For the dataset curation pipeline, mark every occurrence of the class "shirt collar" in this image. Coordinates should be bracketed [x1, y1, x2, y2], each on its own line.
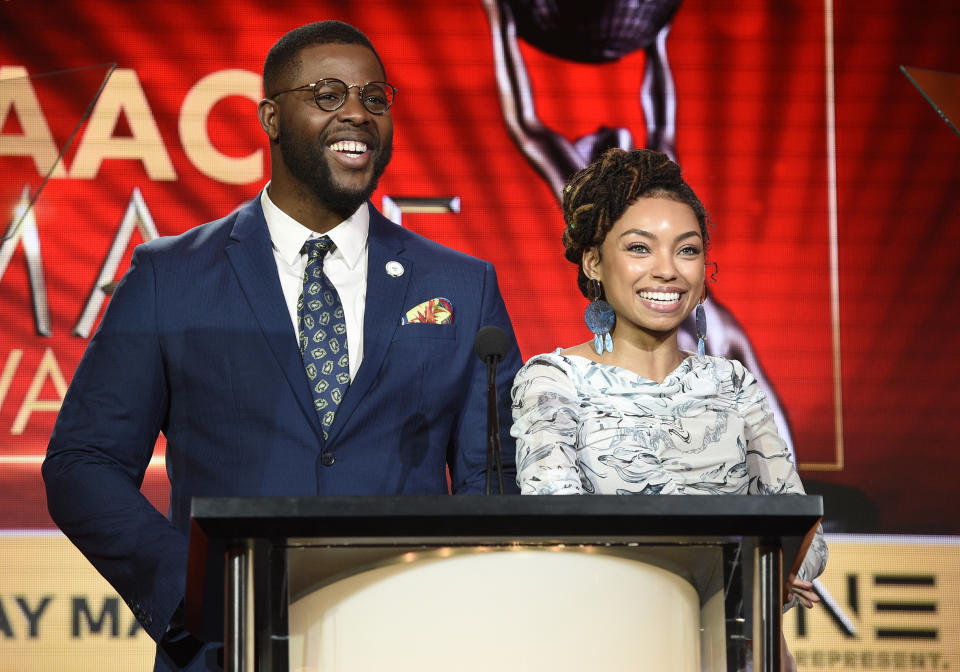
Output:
[260, 183, 369, 268]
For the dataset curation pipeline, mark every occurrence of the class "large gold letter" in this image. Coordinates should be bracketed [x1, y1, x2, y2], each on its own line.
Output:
[11, 347, 67, 435]
[0, 349, 23, 414]
[0, 66, 67, 178]
[69, 68, 176, 180]
[180, 69, 262, 184]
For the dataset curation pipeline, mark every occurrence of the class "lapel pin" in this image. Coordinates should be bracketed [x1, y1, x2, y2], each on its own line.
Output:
[385, 261, 404, 277]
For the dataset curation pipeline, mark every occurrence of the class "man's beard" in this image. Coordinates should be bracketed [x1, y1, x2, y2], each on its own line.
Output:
[278, 130, 393, 217]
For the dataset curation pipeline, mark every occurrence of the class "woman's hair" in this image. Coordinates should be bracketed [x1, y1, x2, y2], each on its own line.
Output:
[562, 148, 709, 298]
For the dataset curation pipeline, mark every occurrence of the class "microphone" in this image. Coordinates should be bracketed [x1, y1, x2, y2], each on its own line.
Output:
[474, 325, 510, 363]
[474, 326, 510, 495]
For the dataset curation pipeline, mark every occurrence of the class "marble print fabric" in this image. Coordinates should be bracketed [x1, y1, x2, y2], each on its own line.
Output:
[511, 350, 828, 583]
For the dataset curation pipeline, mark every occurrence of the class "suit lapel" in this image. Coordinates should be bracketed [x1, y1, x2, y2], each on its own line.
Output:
[225, 197, 322, 438]
[326, 204, 410, 444]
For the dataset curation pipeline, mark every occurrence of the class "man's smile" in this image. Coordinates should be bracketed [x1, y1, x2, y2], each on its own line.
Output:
[328, 139, 368, 156]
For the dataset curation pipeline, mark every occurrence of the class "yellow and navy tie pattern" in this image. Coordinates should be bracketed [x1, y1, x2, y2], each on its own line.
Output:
[298, 236, 349, 439]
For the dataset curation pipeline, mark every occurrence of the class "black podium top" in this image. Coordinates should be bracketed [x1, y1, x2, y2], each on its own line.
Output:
[190, 494, 822, 542]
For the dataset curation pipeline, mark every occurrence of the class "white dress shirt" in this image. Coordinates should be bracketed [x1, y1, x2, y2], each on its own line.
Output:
[260, 185, 368, 381]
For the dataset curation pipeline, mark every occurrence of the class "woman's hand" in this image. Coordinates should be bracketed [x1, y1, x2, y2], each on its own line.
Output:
[787, 576, 820, 609]
[782, 577, 818, 669]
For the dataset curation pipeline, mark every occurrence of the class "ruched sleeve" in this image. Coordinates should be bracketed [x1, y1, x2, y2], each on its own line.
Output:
[738, 363, 828, 586]
[511, 357, 584, 494]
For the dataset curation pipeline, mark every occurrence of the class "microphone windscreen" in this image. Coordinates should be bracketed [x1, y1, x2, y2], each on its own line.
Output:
[474, 325, 510, 362]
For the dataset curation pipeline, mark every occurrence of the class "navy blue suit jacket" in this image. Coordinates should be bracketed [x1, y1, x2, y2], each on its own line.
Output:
[43, 198, 521, 670]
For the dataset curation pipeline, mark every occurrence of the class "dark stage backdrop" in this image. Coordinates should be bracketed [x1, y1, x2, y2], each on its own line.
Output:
[1, 1, 958, 669]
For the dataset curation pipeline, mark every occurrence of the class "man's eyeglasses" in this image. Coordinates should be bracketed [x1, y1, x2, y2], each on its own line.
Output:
[269, 78, 397, 115]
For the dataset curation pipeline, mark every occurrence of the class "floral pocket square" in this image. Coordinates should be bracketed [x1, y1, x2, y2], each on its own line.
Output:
[401, 297, 454, 325]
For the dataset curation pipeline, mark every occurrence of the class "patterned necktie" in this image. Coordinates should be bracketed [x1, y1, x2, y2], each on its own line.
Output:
[298, 236, 350, 439]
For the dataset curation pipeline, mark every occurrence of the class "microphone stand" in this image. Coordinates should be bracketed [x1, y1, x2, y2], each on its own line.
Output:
[484, 354, 505, 495]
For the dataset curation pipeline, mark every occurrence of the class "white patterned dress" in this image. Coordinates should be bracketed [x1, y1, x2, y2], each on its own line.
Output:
[511, 350, 827, 584]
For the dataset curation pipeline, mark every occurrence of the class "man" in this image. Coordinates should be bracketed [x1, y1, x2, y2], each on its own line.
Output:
[43, 20, 521, 671]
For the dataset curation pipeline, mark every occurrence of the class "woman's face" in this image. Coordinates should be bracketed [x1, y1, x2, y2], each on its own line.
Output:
[583, 196, 705, 341]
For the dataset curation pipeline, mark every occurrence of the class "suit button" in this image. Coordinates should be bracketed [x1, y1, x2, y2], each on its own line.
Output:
[321, 453, 335, 466]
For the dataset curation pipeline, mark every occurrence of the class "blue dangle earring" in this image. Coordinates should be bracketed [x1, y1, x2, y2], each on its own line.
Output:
[584, 279, 615, 355]
[695, 286, 707, 357]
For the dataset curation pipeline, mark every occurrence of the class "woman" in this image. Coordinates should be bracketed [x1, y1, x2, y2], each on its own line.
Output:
[511, 148, 826, 666]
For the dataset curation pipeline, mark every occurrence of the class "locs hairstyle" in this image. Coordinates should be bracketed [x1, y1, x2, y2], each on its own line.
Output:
[263, 20, 386, 95]
[561, 148, 710, 298]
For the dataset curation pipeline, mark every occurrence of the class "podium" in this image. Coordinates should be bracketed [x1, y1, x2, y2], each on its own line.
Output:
[187, 495, 821, 672]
